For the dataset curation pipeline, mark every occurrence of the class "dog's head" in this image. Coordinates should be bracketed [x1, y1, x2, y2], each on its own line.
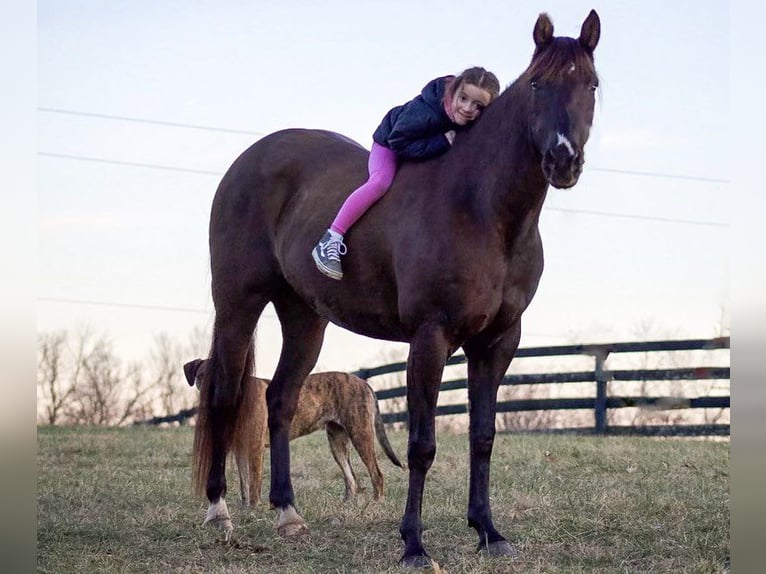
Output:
[183, 358, 207, 390]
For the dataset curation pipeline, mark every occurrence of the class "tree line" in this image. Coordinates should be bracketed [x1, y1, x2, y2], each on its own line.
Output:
[36, 326, 208, 426]
[37, 318, 729, 430]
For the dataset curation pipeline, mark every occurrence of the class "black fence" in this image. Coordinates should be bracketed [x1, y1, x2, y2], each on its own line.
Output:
[140, 337, 729, 437]
[354, 337, 730, 437]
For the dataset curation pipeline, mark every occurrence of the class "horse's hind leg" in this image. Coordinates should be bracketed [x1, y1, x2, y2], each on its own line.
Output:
[268, 291, 329, 536]
[463, 324, 522, 557]
[192, 297, 266, 537]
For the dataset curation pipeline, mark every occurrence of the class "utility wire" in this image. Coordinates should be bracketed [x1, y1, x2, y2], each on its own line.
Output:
[37, 151, 222, 176]
[38, 106, 729, 184]
[38, 106, 265, 137]
[588, 167, 727, 184]
[37, 296, 211, 314]
[37, 150, 729, 228]
[544, 207, 728, 228]
[36, 296, 559, 338]
[38, 296, 281, 320]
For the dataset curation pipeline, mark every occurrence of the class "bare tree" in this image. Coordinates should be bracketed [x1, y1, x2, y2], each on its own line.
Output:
[36, 324, 215, 426]
[185, 324, 212, 360]
[143, 327, 211, 421]
[65, 329, 152, 426]
[120, 362, 155, 424]
[37, 330, 74, 425]
[149, 333, 187, 416]
[495, 382, 583, 432]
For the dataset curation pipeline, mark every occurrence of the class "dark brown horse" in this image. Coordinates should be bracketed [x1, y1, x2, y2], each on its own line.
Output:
[192, 10, 600, 568]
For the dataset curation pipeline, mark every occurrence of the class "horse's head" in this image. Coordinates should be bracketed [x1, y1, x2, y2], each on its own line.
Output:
[525, 10, 600, 189]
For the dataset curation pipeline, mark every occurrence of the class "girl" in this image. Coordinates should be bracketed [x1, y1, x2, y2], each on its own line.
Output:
[312, 66, 501, 280]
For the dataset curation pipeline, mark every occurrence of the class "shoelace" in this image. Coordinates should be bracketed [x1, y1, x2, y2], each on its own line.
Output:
[322, 238, 347, 261]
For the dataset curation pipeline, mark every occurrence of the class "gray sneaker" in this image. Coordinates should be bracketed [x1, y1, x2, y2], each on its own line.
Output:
[312, 230, 347, 280]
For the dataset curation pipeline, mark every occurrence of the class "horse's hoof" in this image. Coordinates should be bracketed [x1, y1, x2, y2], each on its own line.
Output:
[277, 520, 308, 538]
[275, 505, 309, 538]
[399, 555, 441, 572]
[479, 540, 517, 557]
[203, 499, 234, 537]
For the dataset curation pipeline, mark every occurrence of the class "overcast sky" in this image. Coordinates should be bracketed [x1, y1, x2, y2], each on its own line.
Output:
[35, 1, 730, 377]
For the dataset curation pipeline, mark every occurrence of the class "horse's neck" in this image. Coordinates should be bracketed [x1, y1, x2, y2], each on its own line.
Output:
[440, 85, 548, 234]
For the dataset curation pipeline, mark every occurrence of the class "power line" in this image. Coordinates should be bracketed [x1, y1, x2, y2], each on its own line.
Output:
[588, 167, 728, 184]
[39, 107, 729, 184]
[37, 296, 560, 338]
[38, 296, 211, 314]
[36, 153, 729, 228]
[545, 207, 728, 228]
[37, 151, 223, 176]
[38, 106, 265, 137]
[38, 296, 281, 320]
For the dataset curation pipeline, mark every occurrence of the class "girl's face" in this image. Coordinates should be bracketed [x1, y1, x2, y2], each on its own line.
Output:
[449, 83, 493, 125]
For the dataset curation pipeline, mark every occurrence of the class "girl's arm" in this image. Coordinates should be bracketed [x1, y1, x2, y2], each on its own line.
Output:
[385, 101, 451, 160]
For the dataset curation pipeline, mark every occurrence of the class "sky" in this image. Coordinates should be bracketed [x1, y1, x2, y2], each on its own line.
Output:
[34, 0, 731, 378]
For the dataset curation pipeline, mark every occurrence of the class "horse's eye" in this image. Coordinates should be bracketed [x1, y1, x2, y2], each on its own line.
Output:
[590, 83, 598, 92]
[530, 81, 538, 91]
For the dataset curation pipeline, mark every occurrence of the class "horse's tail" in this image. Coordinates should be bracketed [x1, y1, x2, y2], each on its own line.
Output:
[191, 333, 259, 498]
[368, 383, 404, 469]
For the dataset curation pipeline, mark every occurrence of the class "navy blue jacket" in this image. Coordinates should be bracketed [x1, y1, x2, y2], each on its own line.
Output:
[372, 76, 459, 160]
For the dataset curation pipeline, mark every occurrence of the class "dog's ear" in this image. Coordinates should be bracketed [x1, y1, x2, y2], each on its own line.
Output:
[183, 358, 204, 387]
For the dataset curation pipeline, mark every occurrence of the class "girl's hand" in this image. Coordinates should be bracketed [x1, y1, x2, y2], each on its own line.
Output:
[445, 130, 456, 144]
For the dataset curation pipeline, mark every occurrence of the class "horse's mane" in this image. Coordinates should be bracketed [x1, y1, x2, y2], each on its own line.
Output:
[526, 37, 598, 84]
[458, 35, 598, 142]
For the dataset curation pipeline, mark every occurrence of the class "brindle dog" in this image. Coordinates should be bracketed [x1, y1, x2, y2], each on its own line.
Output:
[184, 358, 403, 506]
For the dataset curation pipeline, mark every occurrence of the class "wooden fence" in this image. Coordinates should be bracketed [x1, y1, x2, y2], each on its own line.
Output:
[140, 337, 729, 437]
[354, 336, 730, 437]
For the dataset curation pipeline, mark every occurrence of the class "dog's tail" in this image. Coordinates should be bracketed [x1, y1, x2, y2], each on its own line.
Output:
[367, 383, 404, 469]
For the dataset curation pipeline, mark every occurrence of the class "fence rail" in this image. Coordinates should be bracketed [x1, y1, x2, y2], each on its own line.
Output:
[139, 337, 729, 437]
[356, 336, 730, 437]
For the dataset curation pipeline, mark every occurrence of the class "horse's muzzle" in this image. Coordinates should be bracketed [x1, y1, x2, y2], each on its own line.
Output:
[542, 143, 584, 189]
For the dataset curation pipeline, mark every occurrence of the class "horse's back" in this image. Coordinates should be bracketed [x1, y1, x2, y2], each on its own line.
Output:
[208, 129, 369, 294]
[211, 128, 368, 229]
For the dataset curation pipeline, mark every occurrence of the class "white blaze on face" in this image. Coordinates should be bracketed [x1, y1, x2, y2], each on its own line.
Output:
[556, 132, 575, 156]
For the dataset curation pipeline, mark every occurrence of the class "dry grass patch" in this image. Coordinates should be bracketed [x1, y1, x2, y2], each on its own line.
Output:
[38, 426, 728, 573]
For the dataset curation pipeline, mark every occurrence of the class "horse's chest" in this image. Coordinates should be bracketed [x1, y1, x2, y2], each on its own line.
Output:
[404, 264, 505, 330]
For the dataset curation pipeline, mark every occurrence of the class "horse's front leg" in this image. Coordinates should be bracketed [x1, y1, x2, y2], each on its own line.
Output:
[463, 324, 521, 557]
[399, 325, 450, 569]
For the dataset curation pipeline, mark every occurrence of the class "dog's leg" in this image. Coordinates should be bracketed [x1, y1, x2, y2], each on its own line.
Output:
[348, 413, 386, 500]
[235, 447, 250, 507]
[326, 422, 357, 501]
[249, 410, 267, 506]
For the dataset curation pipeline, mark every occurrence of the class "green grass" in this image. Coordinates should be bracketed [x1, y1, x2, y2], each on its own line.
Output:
[37, 426, 728, 573]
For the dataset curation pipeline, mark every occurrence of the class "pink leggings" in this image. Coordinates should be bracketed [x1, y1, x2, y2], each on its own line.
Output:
[330, 142, 397, 235]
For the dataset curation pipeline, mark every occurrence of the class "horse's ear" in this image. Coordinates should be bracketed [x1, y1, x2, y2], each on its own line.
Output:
[578, 10, 600, 53]
[533, 13, 554, 49]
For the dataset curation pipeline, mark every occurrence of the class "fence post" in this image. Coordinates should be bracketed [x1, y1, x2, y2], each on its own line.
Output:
[594, 350, 609, 434]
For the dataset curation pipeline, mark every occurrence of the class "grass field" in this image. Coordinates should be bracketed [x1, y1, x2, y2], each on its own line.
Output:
[37, 426, 729, 573]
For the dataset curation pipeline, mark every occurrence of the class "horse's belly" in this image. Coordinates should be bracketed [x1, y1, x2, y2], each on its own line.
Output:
[319, 304, 410, 342]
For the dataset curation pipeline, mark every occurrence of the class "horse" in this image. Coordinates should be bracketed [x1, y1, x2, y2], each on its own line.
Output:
[192, 9, 601, 568]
